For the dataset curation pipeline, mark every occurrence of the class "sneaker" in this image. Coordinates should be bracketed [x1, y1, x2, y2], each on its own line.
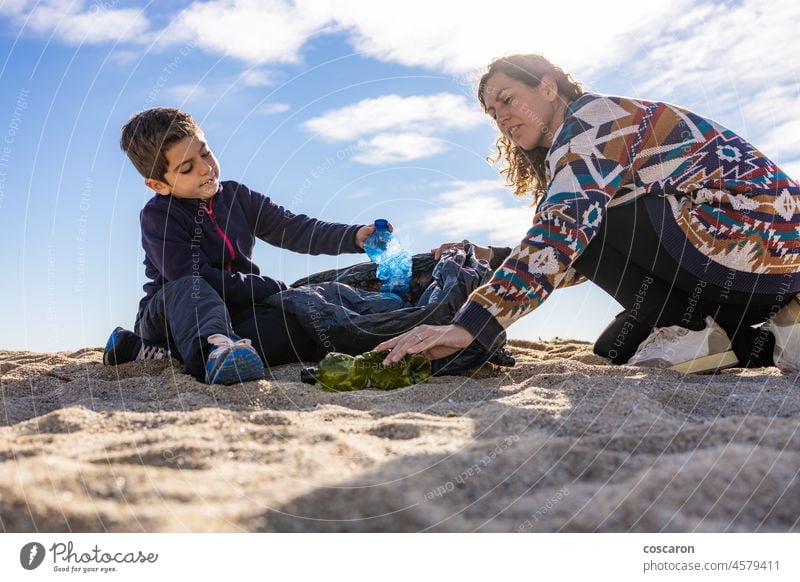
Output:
[762, 295, 800, 373]
[628, 316, 739, 373]
[205, 334, 265, 385]
[103, 327, 170, 366]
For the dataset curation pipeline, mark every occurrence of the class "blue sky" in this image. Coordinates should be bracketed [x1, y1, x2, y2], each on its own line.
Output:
[1, 0, 798, 352]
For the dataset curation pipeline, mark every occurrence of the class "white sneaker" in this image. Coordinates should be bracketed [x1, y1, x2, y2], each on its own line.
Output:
[628, 316, 739, 373]
[762, 295, 800, 373]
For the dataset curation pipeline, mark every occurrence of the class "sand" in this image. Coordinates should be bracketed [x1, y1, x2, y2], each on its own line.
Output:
[1, 340, 798, 532]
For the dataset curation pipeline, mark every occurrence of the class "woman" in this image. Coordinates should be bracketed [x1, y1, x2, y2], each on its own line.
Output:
[377, 54, 800, 374]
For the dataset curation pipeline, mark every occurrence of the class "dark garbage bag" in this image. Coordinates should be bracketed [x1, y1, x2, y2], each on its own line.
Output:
[291, 252, 439, 304]
[274, 245, 515, 375]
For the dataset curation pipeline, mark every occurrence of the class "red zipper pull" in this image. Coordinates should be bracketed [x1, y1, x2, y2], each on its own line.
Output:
[202, 200, 218, 226]
[201, 196, 236, 271]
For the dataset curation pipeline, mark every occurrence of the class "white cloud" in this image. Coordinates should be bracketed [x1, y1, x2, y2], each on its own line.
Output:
[25, 2, 149, 44]
[781, 159, 800, 181]
[134, 0, 698, 84]
[302, 92, 485, 165]
[108, 49, 141, 66]
[6, 1, 800, 97]
[0, 0, 29, 16]
[633, 0, 800, 99]
[422, 180, 534, 245]
[4, 0, 798, 171]
[160, 0, 335, 65]
[258, 102, 291, 115]
[162, 83, 209, 104]
[151, 0, 798, 171]
[329, 0, 694, 77]
[758, 118, 800, 161]
[741, 86, 800, 130]
[238, 69, 275, 87]
[623, 0, 800, 167]
[352, 133, 448, 165]
[302, 93, 484, 141]
[6, 0, 693, 77]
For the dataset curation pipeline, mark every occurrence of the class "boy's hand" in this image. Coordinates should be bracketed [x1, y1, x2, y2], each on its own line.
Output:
[355, 222, 393, 250]
[431, 240, 493, 262]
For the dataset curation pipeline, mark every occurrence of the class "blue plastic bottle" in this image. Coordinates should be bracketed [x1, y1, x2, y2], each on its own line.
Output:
[364, 219, 391, 263]
[364, 219, 412, 295]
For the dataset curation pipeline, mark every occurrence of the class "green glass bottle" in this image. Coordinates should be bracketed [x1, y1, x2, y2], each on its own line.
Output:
[300, 352, 370, 392]
[360, 350, 431, 390]
[300, 350, 431, 392]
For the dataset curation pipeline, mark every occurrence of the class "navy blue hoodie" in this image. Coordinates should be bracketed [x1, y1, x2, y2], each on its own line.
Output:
[138, 180, 363, 316]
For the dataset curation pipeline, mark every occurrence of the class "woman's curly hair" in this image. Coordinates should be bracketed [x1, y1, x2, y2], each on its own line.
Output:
[478, 54, 584, 204]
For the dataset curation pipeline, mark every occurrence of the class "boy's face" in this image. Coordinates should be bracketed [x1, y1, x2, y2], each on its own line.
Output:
[145, 134, 221, 200]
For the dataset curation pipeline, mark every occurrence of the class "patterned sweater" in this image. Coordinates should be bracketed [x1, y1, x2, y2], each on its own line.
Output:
[454, 92, 800, 349]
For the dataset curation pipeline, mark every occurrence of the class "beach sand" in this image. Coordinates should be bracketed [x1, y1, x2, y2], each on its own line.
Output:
[1, 340, 798, 532]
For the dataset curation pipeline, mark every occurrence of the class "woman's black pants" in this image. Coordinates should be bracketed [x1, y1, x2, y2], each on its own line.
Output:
[571, 198, 789, 367]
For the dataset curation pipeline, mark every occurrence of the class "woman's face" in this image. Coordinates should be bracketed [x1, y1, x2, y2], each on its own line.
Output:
[482, 72, 561, 150]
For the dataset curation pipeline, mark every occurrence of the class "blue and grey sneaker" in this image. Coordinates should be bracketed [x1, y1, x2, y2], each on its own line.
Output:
[103, 327, 170, 366]
[204, 334, 265, 385]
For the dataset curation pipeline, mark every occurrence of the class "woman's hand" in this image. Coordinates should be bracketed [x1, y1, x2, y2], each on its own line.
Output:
[431, 240, 493, 263]
[375, 324, 475, 366]
[355, 222, 393, 250]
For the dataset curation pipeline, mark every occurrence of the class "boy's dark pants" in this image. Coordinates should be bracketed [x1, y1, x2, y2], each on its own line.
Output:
[572, 198, 789, 367]
[229, 304, 326, 368]
[136, 276, 322, 380]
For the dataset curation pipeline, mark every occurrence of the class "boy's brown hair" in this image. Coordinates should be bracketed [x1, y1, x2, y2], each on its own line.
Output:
[120, 107, 201, 181]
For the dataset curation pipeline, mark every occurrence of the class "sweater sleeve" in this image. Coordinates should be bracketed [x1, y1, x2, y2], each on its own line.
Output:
[141, 205, 287, 305]
[488, 246, 585, 289]
[453, 150, 629, 349]
[247, 187, 365, 255]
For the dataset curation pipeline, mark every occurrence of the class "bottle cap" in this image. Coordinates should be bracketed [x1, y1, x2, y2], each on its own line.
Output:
[374, 219, 389, 229]
[300, 367, 318, 384]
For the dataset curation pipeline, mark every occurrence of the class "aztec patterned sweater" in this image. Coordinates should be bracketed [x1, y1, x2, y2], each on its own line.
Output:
[453, 92, 800, 349]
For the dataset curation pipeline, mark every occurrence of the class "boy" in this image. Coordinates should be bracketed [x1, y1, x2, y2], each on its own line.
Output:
[104, 107, 376, 384]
